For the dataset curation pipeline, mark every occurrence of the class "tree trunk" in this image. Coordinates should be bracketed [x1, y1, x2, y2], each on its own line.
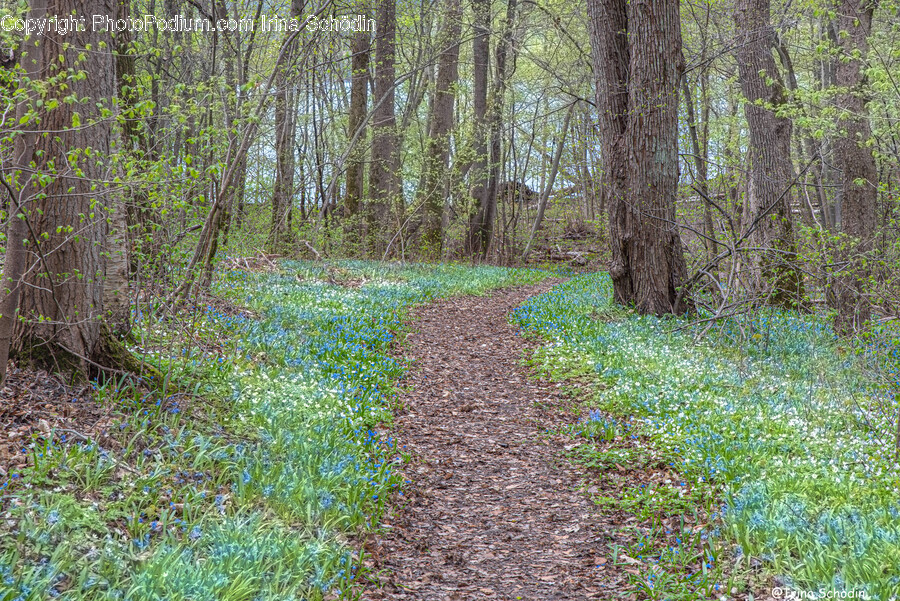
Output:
[104, 199, 132, 340]
[231, 0, 265, 234]
[369, 0, 400, 256]
[0, 0, 46, 385]
[417, 0, 462, 259]
[268, 0, 304, 252]
[478, 0, 519, 259]
[681, 70, 717, 266]
[587, 0, 690, 315]
[465, 0, 491, 257]
[829, 0, 878, 331]
[11, 0, 126, 377]
[522, 102, 575, 262]
[775, 36, 826, 229]
[168, 18, 310, 304]
[114, 0, 156, 277]
[344, 22, 371, 248]
[734, 0, 804, 306]
[215, 0, 240, 249]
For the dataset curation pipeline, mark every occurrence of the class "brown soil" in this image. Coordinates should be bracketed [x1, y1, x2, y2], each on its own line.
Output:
[361, 282, 628, 600]
[0, 365, 115, 480]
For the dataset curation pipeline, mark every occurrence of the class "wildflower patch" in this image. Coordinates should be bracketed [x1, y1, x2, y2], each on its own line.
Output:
[0, 261, 548, 600]
[512, 272, 900, 599]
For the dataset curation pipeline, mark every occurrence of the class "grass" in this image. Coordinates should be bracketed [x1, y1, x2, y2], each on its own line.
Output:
[512, 272, 900, 600]
[0, 261, 549, 601]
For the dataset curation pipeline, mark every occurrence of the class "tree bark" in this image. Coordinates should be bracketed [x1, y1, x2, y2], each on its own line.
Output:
[465, 0, 491, 256]
[230, 0, 266, 234]
[0, 0, 46, 385]
[587, 0, 691, 315]
[344, 21, 371, 247]
[734, 0, 804, 306]
[477, 0, 519, 259]
[417, 0, 462, 259]
[214, 0, 240, 249]
[10, 0, 124, 377]
[369, 0, 400, 256]
[681, 70, 717, 266]
[775, 36, 826, 229]
[829, 0, 878, 331]
[268, 0, 304, 252]
[167, 15, 316, 304]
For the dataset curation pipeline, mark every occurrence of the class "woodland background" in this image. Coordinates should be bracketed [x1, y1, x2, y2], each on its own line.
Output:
[1, 0, 900, 376]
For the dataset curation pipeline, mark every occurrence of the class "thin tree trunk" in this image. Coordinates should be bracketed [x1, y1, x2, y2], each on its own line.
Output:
[681, 74, 716, 264]
[230, 0, 265, 236]
[200, 0, 242, 288]
[417, 0, 462, 259]
[478, 0, 519, 259]
[522, 102, 575, 262]
[217, 0, 241, 248]
[268, 0, 304, 252]
[169, 13, 322, 304]
[822, 21, 842, 230]
[114, 0, 157, 278]
[344, 22, 371, 247]
[775, 36, 825, 229]
[0, 0, 46, 384]
[465, 0, 491, 257]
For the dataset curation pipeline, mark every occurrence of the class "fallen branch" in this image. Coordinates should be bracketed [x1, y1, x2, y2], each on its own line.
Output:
[300, 240, 323, 261]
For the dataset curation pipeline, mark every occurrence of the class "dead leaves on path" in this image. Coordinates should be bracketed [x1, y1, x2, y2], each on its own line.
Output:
[360, 283, 628, 599]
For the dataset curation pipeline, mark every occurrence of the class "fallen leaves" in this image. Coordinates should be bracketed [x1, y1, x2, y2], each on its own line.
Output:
[359, 283, 623, 599]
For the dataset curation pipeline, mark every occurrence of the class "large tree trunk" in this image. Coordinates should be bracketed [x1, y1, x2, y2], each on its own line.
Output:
[734, 0, 803, 306]
[588, 0, 690, 315]
[11, 0, 124, 377]
[829, 0, 878, 331]
[369, 0, 400, 257]
[417, 0, 462, 259]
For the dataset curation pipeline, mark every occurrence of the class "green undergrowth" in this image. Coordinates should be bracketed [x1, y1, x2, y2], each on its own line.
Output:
[0, 261, 549, 601]
[512, 272, 900, 600]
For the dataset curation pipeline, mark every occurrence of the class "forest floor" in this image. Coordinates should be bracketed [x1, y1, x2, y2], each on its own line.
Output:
[362, 282, 635, 599]
[6, 264, 883, 599]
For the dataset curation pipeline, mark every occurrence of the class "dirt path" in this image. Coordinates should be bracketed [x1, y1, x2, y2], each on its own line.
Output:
[362, 283, 624, 600]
